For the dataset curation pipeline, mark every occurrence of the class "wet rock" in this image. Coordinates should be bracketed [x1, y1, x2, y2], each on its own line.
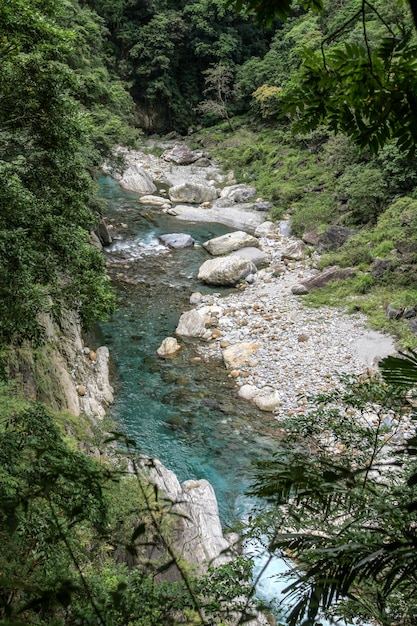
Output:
[169, 182, 217, 204]
[119, 163, 157, 193]
[190, 292, 203, 305]
[139, 195, 171, 206]
[96, 218, 112, 246]
[159, 233, 195, 248]
[156, 337, 182, 358]
[203, 231, 259, 256]
[198, 256, 257, 286]
[317, 225, 357, 253]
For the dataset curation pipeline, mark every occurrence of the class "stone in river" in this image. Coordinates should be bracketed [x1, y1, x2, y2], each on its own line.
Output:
[198, 256, 257, 286]
[159, 233, 195, 248]
[156, 337, 182, 358]
[119, 163, 157, 193]
[175, 310, 207, 338]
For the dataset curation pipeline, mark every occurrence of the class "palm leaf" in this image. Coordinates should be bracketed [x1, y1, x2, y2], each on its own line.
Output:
[379, 349, 417, 388]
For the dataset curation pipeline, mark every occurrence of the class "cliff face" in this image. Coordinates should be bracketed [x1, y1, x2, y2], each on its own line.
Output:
[10, 308, 113, 420]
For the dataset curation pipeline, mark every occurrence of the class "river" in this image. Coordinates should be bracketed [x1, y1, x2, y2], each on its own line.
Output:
[97, 174, 359, 626]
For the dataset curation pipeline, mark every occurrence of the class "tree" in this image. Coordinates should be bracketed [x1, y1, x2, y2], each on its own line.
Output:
[247, 363, 417, 625]
[229, 0, 417, 154]
[197, 64, 237, 129]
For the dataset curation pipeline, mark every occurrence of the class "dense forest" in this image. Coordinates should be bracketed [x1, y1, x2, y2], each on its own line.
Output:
[2, 0, 417, 624]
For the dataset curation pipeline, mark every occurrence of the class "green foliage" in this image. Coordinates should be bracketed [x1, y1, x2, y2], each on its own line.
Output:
[248, 371, 417, 625]
[0, 403, 256, 625]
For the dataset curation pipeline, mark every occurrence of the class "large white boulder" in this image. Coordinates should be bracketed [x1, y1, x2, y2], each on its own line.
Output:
[198, 256, 257, 286]
[175, 309, 207, 338]
[169, 183, 218, 204]
[203, 230, 259, 256]
[220, 183, 257, 203]
[119, 163, 157, 193]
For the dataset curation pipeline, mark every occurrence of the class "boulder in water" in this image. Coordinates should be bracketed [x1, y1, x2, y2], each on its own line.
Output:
[159, 233, 195, 249]
[119, 163, 157, 193]
[175, 310, 207, 338]
[156, 337, 182, 358]
[230, 247, 269, 268]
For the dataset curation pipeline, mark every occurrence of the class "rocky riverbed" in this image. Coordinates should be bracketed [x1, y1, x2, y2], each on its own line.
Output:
[181, 226, 398, 418]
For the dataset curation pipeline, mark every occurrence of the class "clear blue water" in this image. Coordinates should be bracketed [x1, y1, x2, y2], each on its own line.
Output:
[97, 176, 280, 524]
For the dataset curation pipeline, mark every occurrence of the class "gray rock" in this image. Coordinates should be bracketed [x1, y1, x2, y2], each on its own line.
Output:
[317, 225, 357, 253]
[282, 240, 307, 261]
[203, 231, 259, 256]
[169, 182, 218, 204]
[231, 247, 269, 268]
[119, 163, 157, 193]
[253, 201, 273, 212]
[162, 143, 208, 165]
[159, 233, 195, 248]
[254, 221, 275, 237]
[190, 292, 203, 305]
[371, 257, 393, 278]
[220, 183, 257, 203]
[302, 266, 356, 290]
[175, 310, 207, 338]
[198, 256, 257, 286]
[291, 283, 309, 295]
[96, 218, 112, 246]
[386, 303, 403, 320]
[302, 227, 321, 245]
[139, 194, 171, 206]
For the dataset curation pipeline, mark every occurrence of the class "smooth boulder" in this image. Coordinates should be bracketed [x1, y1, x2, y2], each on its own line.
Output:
[220, 184, 256, 203]
[160, 233, 195, 248]
[119, 163, 157, 193]
[198, 256, 257, 286]
[175, 310, 207, 338]
[169, 183, 218, 204]
[156, 337, 182, 358]
[203, 230, 259, 256]
[230, 247, 269, 268]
